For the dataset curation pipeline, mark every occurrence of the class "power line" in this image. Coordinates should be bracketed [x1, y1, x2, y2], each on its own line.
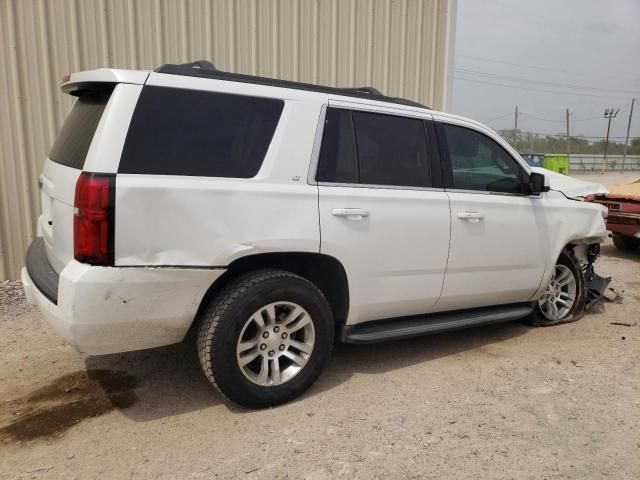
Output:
[521, 111, 629, 123]
[482, 111, 514, 124]
[455, 68, 640, 95]
[572, 114, 615, 123]
[484, 110, 630, 125]
[521, 112, 565, 123]
[454, 76, 631, 100]
[456, 54, 640, 83]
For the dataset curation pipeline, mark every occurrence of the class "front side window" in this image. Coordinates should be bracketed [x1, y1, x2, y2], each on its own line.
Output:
[440, 123, 524, 194]
[119, 86, 284, 177]
[316, 108, 431, 188]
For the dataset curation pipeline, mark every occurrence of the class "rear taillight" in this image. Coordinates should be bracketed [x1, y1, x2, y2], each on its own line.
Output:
[73, 172, 115, 265]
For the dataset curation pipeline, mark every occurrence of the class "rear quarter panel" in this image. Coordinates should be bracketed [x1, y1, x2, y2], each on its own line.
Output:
[114, 76, 325, 266]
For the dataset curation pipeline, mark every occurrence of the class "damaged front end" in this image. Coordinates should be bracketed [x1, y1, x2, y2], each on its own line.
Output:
[576, 243, 612, 311]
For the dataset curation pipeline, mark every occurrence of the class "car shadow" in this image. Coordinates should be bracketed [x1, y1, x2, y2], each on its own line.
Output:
[85, 320, 531, 421]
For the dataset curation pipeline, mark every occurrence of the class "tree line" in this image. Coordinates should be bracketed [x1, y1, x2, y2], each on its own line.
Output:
[497, 129, 640, 156]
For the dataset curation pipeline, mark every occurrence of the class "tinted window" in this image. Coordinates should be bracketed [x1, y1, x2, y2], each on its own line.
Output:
[119, 86, 284, 177]
[353, 111, 430, 187]
[440, 124, 524, 194]
[49, 87, 113, 169]
[316, 109, 357, 183]
[316, 108, 431, 188]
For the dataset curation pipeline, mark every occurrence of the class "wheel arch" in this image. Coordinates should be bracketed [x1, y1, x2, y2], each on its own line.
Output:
[190, 252, 350, 336]
[530, 237, 601, 302]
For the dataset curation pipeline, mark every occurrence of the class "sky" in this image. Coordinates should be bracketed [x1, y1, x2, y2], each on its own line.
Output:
[450, 0, 640, 142]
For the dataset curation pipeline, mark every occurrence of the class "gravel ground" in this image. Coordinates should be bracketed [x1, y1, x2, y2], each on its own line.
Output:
[1, 240, 639, 479]
[0, 280, 27, 316]
[2, 163, 640, 480]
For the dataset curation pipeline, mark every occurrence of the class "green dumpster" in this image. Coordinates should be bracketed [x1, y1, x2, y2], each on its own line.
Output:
[543, 154, 570, 175]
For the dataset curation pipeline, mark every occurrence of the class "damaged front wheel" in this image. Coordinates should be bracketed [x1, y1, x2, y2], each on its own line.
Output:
[526, 249, 586, 327]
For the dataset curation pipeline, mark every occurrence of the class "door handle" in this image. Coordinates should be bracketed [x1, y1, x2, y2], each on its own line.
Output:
[457, 211, 484, 223]
[332, 208, 370, 220]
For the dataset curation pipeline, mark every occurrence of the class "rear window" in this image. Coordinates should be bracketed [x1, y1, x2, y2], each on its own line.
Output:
[49, 87, 113, 169]
[118, 86, 284, 177]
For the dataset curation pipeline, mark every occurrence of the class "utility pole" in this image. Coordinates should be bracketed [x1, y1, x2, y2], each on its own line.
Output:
[622, 98, 635, 171]
[514, 105, 518, 145]
[566, 109, 571, 159]
[603, 107, 620, 173]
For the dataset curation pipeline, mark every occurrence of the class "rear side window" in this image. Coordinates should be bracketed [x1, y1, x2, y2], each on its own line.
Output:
[316, 108, 431, 188]
[352, 111, 430, 188]
[49, 87, 114, 169]
[316, 109, 358, 183]
[119, 86, 284, 177]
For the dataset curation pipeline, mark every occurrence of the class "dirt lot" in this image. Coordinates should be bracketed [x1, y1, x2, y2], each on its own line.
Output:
[1, 175, 640, 478]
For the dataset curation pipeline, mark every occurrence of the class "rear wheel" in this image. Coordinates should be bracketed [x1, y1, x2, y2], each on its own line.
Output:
[196, 269, 334, 408]
[526, 249, 585, 327]
[612, 233, 639, 251]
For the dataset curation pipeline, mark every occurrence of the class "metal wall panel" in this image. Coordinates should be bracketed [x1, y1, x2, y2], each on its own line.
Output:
[0, 0, 454, 279]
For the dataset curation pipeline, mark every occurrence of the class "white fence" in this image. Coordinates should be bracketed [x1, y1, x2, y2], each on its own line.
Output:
[570, 155, 640, 172]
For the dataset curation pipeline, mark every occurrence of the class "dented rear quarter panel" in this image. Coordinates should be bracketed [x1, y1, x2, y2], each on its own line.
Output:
[114, 90, 325, 267]
[114, 177, 320, 266]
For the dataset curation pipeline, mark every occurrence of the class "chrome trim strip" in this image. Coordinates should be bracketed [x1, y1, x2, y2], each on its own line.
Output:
[328, 98, 434, 120]
[317, 181, 445, 192]
[445, 188, 543, 199]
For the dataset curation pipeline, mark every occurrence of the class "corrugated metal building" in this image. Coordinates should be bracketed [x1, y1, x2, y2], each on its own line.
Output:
[0, 0, 456, 280]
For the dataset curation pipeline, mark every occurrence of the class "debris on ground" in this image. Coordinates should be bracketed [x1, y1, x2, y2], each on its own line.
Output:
[603, 288, 623, 303]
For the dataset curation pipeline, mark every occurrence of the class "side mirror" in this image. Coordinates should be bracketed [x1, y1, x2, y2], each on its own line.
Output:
[528, 172, 550, 194]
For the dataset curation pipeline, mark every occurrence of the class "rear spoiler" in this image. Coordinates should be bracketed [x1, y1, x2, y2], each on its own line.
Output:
[61, 68, 150, 96]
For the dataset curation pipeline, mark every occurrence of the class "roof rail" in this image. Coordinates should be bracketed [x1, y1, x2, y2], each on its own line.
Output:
[154, 60, 429, 109]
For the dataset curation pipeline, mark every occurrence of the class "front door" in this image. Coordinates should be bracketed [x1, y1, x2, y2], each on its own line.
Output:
[434, 120, 548, 311]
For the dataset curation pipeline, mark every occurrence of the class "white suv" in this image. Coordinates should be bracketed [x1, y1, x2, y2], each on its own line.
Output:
[23, 61, 608, 408]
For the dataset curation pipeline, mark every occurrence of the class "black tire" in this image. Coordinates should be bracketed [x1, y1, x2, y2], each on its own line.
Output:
[525, 249, 586, 327]
[612, 233, 639, 251]
[196, 269, 334, 408]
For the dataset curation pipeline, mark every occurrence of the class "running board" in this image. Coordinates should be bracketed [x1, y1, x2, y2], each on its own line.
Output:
[341, 303, 534, 344]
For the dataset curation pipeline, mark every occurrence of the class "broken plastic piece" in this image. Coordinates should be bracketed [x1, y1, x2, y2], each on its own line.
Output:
[584, 265, 612, 311]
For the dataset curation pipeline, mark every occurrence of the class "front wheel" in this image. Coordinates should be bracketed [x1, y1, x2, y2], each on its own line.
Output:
[526, 249, 586, 327]
[196, 269, 334, 408]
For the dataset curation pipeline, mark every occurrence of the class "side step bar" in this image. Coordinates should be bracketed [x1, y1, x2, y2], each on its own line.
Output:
[341, 303, 534, 344]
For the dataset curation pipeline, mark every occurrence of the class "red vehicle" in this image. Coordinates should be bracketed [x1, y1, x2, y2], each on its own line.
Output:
[591, 177, 640, 250]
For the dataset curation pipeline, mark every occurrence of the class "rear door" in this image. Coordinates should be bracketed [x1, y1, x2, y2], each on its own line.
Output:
[433, 119, 548, 311]
[317, 103, 451, 326]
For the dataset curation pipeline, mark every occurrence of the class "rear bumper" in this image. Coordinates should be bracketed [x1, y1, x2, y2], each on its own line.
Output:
[22, 238, 225, 355]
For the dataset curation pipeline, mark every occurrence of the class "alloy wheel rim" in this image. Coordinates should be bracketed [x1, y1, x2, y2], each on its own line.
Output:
[236, 302, 315, 386]
[538, 264, 577, 321]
